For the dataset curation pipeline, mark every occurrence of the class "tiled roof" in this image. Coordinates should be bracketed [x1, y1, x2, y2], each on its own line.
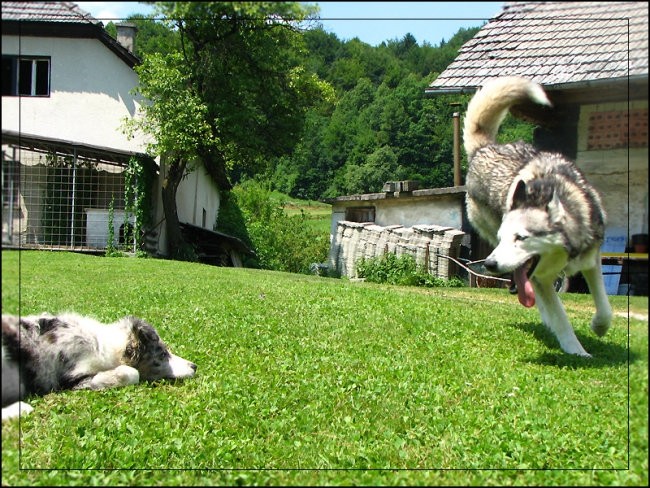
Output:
[427, 1, 648, 92]
[0, 1, 101, 25]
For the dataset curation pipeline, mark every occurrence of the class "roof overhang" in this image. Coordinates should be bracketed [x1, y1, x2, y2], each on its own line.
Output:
[179, 222, 255, 256]
[425, 75, 648, 104]
[2, 129, 156, 169]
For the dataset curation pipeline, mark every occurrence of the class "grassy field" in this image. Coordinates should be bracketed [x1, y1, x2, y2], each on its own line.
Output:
[270, 191, 332, 234]
[1, 250, 648, 486]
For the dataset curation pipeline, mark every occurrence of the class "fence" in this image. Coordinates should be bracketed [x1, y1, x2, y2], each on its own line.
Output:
[2, 145, 134, 251]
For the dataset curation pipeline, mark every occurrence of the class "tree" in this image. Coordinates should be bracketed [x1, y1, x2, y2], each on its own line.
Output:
[105, 15, 181, 59]
[125, 14, 182, 58]
[342, 146, 399, 195]
[124, 2, 332, 259]
[125, 51, 219, 258]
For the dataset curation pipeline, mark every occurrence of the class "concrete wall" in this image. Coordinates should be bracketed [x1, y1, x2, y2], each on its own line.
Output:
[329, 187, 467, 245]
[329, 221, 465, 279]
[374, 193, 464, 229]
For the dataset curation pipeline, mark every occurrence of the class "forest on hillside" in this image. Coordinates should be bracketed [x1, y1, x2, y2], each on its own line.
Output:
[109, 7, 532, 202]
[266, 28, 479, 200]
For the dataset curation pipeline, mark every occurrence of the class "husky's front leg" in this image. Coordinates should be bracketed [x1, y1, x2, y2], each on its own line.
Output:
[533, 279, 591, 357]
[581, 260, 613, 337]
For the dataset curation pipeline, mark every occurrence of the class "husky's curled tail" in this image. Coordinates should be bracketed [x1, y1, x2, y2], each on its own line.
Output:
[463, 77, 551, 158]
[462, 77, 612, 357]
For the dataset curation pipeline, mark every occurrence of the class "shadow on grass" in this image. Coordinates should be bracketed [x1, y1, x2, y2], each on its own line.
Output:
[511, 322, 636, 368]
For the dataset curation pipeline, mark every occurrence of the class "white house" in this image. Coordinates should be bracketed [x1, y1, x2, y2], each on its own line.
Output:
[1, 1, 237, 262]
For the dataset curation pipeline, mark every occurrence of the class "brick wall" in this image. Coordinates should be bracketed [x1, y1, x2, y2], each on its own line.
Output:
[587, 108, 648, 150]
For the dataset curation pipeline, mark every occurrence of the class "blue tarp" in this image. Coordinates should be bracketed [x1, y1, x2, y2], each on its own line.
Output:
[601, 230, 626, 295]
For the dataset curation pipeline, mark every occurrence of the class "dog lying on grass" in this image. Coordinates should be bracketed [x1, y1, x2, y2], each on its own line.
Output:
[2, 313, 197, 421]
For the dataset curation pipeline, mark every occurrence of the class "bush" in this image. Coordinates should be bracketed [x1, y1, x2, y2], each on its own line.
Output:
[356, 253, 465, 288]
[219, 180, 330, 274]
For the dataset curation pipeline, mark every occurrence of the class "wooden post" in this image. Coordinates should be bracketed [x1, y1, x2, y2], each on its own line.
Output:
[451, 107, 461, 187]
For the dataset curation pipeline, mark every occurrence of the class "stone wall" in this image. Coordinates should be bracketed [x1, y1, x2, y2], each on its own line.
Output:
[329, 221, 465, 279]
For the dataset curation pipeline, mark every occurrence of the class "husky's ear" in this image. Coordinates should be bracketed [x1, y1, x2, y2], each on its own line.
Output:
[547, 189, 566, 225]
[509, 179, 528, 210]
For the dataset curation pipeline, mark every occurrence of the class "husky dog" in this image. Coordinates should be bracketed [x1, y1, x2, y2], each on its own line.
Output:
[463, 76, 612, 357]
[2, 313, 197, 421]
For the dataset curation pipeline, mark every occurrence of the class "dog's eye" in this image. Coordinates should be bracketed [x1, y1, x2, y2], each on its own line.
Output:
[515, 234, 528, 242]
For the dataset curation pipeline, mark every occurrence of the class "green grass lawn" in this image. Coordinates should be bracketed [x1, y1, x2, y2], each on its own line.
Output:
[2, 250, 648, 486]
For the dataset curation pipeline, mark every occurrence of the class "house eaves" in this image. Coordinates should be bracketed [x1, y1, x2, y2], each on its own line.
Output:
[2, 129, 155, 169]
[1, 1, 140, 68]
[426, 1, 649, 96]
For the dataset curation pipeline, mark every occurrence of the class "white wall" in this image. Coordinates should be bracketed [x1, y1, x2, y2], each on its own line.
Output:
[374, 195, 464, 229]
[576, 100, 649, 241]
[2, 35, 149, 153]
[152, 157, 221, 256]
[176, 166, 221, 228]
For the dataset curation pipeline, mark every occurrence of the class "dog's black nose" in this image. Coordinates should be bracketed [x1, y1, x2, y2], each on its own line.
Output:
[190, 362, 197, 371]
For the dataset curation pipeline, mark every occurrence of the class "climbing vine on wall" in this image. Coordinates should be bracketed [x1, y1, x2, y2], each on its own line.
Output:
[123, 156, 155, 254]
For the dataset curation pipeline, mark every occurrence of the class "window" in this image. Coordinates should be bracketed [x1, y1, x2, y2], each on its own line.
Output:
[346, 206, 375, 223]
[2, 56, 50, 96]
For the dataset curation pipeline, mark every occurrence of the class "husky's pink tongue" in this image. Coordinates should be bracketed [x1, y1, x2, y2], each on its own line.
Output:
[514, 264, 535, 308]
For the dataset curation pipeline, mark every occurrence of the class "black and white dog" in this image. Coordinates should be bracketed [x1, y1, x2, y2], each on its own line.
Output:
[2, 313, 197, 421]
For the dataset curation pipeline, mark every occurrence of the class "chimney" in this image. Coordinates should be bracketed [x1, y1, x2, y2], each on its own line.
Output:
[116, 22, 137, 53]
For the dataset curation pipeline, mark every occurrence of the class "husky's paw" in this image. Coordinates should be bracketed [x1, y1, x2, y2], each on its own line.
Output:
[591, 307, 612, 337]
[560, 341, 591, 358]
[591, 316, 611, 337]
[573, 349, 592, 358]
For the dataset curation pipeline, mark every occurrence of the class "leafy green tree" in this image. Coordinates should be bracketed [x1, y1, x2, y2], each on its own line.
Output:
[105, 21, 117, 39]
[341, 146, 399, 195]
[126, 14, 182, 58]
[261, 22, 536, 203]
[267, 25, 493, 200]
[124, 2, 332, 259]
[125, 51, 218, 259]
